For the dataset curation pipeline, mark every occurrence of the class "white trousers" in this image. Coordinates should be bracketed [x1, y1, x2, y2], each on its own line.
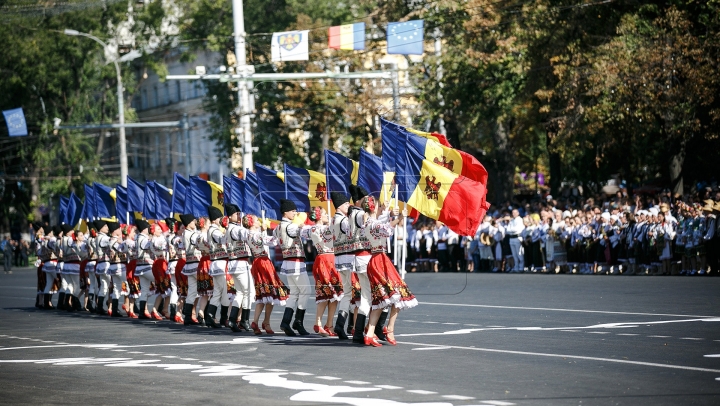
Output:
[169, 280, 178, 305]
[356, 272, 371, 316]
[284, 272, 311, 310]
[186, 273, 198, 304]
[210, 274, 230, 307]
[60, 274, 69, 294]
[138, 273, 156, 303]
[510, 238, 524, 271]
[88, 271, 97, 296]
[111, 272, 127, 300]
[98, 274, 111, 298]
[231, 271, 253, 308]
[336, 269, 352, 314]
[65, 274, 80, 296]
[43, 271, 57, 294]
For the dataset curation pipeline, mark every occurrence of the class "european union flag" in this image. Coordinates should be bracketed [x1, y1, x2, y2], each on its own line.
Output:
[387, 19, 424, 55]
[2, 108, 28, 137]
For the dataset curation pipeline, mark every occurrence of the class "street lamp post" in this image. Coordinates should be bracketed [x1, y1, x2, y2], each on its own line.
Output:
[64, 29, 128, 187]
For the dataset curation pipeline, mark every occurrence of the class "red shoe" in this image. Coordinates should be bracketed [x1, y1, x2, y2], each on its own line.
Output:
[386, 330, 397, 346]
[122, 304, 129, 313]
[191, 316, 199, 324]
[262, 323, 275, 335]
[324, 326, 336, 337]
[142, 311, 152, 319]
[128, 311, 139, 319]
[173, 314, 184, 323]
[364, 336, 382, 347]
[314, 325, 330, 337]
[107, 308, 112, 317]
[351, 328, 355, 335]
[151, 310, 164, 320]
[250, 322, 262, 335]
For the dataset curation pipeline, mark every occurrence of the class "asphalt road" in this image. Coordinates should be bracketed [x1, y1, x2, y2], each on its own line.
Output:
[1, 268, 719, 406]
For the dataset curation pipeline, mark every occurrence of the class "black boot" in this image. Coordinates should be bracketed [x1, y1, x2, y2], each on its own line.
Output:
[183, 303, 198, 326]
[239, 308, 252, 331]
[333, 311, 350, 340]
[346, 311, 355, 335]
[35, 294, 42, 309]
[95, 296, 105, 314]
[205, 304, 220, 328]
[352, 314, 367, 344]
[43, 294, 54, 310]
[73, 295, 82, 311]
[280, 308, 296, 336]
[219, 305, 229, 328]
[66, 295, 76, 312]
[86, 294, 95, 312]
[138, 301, 150, 319]
[374, 310, 389, 341]
[169, 304, 177, 320]
[111, 299, 122, 317]
[292, 308, 310, 336]
[57, 292, 66, 310]
[228, 306, 241, 332]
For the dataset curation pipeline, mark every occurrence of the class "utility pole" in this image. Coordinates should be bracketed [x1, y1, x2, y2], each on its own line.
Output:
[232, 0, 254, 175]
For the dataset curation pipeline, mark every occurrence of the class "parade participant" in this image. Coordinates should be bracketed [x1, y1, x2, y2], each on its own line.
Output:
[60, 224, 82, 311]
[33, 224, 46, 308]
[84, 222, 98, 312]
[225, 204, 253, 332]
[330, 191, 356, 340]
[37, 226, 55, 309]
[172, 220, 188, 323]
[149, 221, 172, 320]
[134, 219, 155, 319]
[76, 230, 91, 310]
[164, 218, 183, 323]
[54, 226, 68, 310]
[205, 206, 230, 328]
[361, 197, 418, 347]
[305, 206, 343, 336]
[506, 209, 525, 273]
[108, 223, 127, 317]
[246, 213, 289, 334]
[93, 220, 110, 314]
[275, 199, 312, 336]
[124, 225, 140, 319]
[195, 216, 214, 326]
[180, 214, 202, 326]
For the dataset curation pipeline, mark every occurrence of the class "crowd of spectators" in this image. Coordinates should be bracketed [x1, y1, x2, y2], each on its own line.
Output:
[2, 237, 32, 274]
[403, 184, 720, 276]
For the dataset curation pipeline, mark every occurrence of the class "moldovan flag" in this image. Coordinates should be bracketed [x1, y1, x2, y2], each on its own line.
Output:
[59, 196, 69, 225]
[93, 182, 117, 221]
[255, 164, 286, 220]
[144, 181, 159, 220]
[324, 150, 358, 200]
[127, 176, 146, 214]
[399, 141, 489, 236]
[171, 172, 189, 217]
[154, 182, 173, 220]
[271, 30, 310, 62]
[115, 185, 133, 225]
[223, 175, 245, 215]
[66, 193, 83, 228]
[187, 176, 224, 218]
[284, 164, 329, 213]
[406, 127, 452, 148]
[83, 184, 97, 220]
[358, 149, 385, 200]
[328, 23, 364, 50]
[244, 171, 263, 217]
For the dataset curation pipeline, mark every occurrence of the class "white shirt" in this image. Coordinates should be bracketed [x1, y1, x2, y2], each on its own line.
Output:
[506, 217, 525, 237]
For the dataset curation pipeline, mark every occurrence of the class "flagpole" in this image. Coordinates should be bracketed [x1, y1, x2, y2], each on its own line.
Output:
[324, 149, 332, 223]
[393, 184, 399, 265]
[401, 211, 407, 280]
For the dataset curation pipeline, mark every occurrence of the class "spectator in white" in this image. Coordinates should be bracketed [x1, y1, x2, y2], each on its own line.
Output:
[446, 228, 461, 272]
[506, 209, 525, 272]
[436, 223, 449, 272]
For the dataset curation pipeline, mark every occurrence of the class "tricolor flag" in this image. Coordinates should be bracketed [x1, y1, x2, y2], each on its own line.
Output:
[328, 22, 365, 50]
[154, 182, 173, 220]
[59, 196, 69, 225]
[255, 164, 286, 220]
[271, 30, 310, 62]
[224, 175, 245, 214]
[324, 150, 358, 199]
[398, 141, 489, 236]
[83, 184, 97, 220]
[127, 176, 145, 214]
[144, 181, 158, 220]
[284, 163, 329, 213]
[115, 185, 133, 225]
[93, 182, 116, 220]
[358, 149, 384, 200]
[66, 193, 83, 227]
[186, 176, 224, 218]
[244, 171, 262, 217]
[406, 127, 452, 148]
[171, 173, 189, 216]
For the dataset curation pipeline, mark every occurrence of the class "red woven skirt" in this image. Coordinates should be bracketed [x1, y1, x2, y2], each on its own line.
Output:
[368, 253, 418, 310]
[197, 255, 213, 297]
[79, 259, 89, 290]
[175, 258, 188, 298]
[152, 258, 172, 296]
[251, 256, 289, 305]
[312, 254, 343, 303]
[126, 260, 141, 299]
[350, 271, 361, 309]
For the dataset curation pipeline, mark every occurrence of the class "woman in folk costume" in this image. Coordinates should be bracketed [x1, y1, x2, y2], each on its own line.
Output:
[180, 214, 203, 326]
[225, 203, 254, 332]
[93, 221, 111, 314]
[245, 213, 290, 335]
[149, 221, 172, 320]
[83, 222, 98, 312]
[60, 224, 83, 311]
[108, 223, 128, 317]
[133, 220, 156, 319]
[360, 196, 418, 347]
[124, 224, 140, 319]
[195, 216, 214, 326]
[304, 206, 343, 337]
[164, 218, 184, 323]
[35, 225, 52, 309]
[172, 220, 188, 323]
[204, 206, 230, 329]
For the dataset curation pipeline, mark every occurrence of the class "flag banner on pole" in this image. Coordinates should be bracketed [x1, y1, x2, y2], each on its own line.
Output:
[83, 184, 97, 220]
[188, 176, 224, 218]
[324, 150, 359, 199]
[399, 140, 489, 236]
[127, 176, 145, 214]
[155, 182, 172, 220]
[66, 193, 83, 227]
[387, 19, 424, 55]
[223, 176, 233, 214]
[358, 149, 385, 200]
[93, 182, 117, 220]
[328, 22, 365, 50]
[255, 164, 285, 220]
[144, 181, 158, 220]
[229, 176, 245, 213]
[2, 107, 28, 137]
[244, 171, 262, 217]
[403, 127, 488, 185]
[284, 163, 328, 213]
[115, 185, 133, 225]
[271, 30, 310, 62]
[406, 127, 452, 148]
[380, 117, 403, 173]
[59, 196, 69, 225]
[171, 172, 189, 215]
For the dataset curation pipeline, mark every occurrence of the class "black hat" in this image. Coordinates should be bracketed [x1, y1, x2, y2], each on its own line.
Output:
[87, 221, 97, 231]
[164, 217, 177, 229]
[135, 219, 150, 233]
[356, 185, 369, 201]
[180, 213, 195, 227]
[94, 220, 107, 231]
[349, 184, 359, 203]
[331, 191, 349, 209]
[42, 225, 52, 235]
[208, 206, 223, 222]
[107, 222, 121, 233]
[279, 199, 296, 214]
[52, 225, 62, 236]
[61, 224, 74, 234]
[225, 204, 241, 216]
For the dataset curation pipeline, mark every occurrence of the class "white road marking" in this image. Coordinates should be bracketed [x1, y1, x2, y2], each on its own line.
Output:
[144, 353, 160, 356]
[407, 389, 437, 395]
[199, 360, 217, 363]
[111, 349, 127, 352]
[375, 385, 403, 389]
[704, 354, 720, 358]
[399, 341, 720, 373]
[479, 401, 516, 406]
[464, 324, 481, 327]
[128, 352, 143, 354]
[487, 326, 505, 328]
[422, 321, 440, 324]
[680, 338, 704, 341]
[266, 368, 287, 372]
[560, 330, 580, 332]
[422, 302, 719, 318]
[588, 332, 610, 334]
[344, 380, 371, 384]
[162, 356, 177, 358]
[412, 346, 452, 351]
[316, 376, 342, 380]
[617, 334, 639, 336]
[290, 372, 313, 376]
[181, 358, 198, 361]
[442, 323, 460, 325]
[649, 335, 671, 338]
[442, 395, 475, 400]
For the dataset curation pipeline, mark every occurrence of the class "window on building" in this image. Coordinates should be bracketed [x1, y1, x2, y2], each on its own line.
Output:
[153, 86, 159, 108]
[164, 83, 170, 105]
[167, 133, 172, 165]
[178, 132, 184, 164]
[176, 81, 182, 102]
[153, 135, 160, 168]
[193, 81, 200, 98]
[141, 89, 148, 110]
[132, 142, 139, 168]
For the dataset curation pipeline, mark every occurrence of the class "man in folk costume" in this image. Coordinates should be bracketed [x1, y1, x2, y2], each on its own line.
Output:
[55, 226, 68, 310]
[60, 224, 82, 311]
[38, 225, 58, 309]
[84, 222, 99, 312]
[225, 203, 254, 332]
[149, 221, 172, 320]
[164, 218, 184, 323]
[93, 221, 113, 314]
[205, 206, 230, 328]
[134, 219, 156, 319]
[108, 223, 127, 317]
[276, 199, 311, 336]
[33, 223, 46, 308]
[180, 213, 202, 326]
